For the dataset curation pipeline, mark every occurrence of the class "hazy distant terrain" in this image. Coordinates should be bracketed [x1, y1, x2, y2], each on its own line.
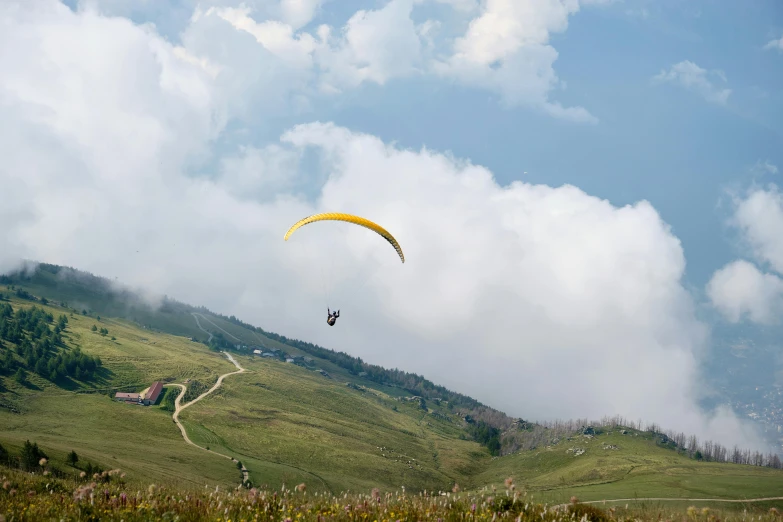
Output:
[701, 322, 783, 453]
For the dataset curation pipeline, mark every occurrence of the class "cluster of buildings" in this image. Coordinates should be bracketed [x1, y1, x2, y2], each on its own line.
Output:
[242, 345, 314, 366]
[114, 380, 164, 406]
[731, 385, 783, 452]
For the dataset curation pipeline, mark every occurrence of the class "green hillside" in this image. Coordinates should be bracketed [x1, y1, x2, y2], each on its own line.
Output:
[1, 262, 782, 506]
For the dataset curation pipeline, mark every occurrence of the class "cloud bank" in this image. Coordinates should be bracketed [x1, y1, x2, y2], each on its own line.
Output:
[82, 0, 600, 121]
[0, 0, 770, 451]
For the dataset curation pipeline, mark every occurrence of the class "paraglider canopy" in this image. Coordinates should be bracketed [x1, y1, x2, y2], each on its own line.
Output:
[283, 212, 405, 263]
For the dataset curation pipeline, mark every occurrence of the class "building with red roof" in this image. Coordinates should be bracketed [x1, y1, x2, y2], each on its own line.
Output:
[143, 381, 164, 405]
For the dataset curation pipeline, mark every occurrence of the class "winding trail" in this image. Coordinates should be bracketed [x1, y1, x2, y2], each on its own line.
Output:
[171, 351, 249, 484]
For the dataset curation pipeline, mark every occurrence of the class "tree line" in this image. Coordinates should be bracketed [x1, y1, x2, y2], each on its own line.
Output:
[0, 440, 109, 480]
[0, 303, 102, 384]
[526, 415, 783, 469]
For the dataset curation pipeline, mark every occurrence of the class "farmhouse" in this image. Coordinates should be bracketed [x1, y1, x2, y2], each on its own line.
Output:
[143, 381, 164, 406]
[115, 392, 141, 404]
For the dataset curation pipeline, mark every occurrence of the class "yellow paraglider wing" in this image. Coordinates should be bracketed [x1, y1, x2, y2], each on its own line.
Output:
[284, 212, 405, 263]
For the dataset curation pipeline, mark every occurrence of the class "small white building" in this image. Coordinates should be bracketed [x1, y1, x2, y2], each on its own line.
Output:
[253, 349, 262, 355]
[286, 358, 295, 363]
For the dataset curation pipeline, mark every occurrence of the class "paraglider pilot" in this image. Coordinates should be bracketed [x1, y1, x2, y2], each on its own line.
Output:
[327, 308, 340, 326]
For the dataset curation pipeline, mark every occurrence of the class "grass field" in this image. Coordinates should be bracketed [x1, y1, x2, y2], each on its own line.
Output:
[2, 273, 783, 505]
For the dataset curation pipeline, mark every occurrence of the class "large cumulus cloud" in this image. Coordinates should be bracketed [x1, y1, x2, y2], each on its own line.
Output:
[0, 0, 769, 451]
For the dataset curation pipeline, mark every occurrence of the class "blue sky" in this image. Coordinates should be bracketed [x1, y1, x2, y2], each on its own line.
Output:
[3, 0, 783, 449]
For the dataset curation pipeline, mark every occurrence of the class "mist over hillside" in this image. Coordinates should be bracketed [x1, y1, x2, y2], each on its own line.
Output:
[1, 260, 780, 465]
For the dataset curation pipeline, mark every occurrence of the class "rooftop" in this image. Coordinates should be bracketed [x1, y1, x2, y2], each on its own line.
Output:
[145, 381, 164, 403]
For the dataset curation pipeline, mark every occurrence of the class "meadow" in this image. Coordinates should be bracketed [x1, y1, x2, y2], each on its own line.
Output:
[1, 466, 782, 522]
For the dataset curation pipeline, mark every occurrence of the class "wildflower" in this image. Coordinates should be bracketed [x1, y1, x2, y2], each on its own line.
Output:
[372, 488, 381, 501]
[452, 483, 460, 493]
[296, 483, 306, 492]
[687, 506, 698, 518]
[770, 508, 780, 516]
[39, 458, 48, 466]
[80, 471, 86, 478]
[570, 496, 579, 505]
[43, 470, 50, 476]
[2, 481, 9, 490]
[73, 485, 94, 501]
[505, 477, 514, 488]
[702, 508, 710, 516]
[148, 484, 157, 495]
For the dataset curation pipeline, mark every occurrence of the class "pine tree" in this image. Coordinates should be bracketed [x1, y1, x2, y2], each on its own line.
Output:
[67, 450, 79, 467]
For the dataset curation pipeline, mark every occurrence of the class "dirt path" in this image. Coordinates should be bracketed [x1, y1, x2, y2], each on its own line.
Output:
[191, 313, 214, 343]
[170, 351, 249, 484]
[191, 312, 242, 342]
[553, 497, 783, 509]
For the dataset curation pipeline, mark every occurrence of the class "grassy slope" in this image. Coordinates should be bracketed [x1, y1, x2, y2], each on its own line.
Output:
[0, 293, 240, 489]
[178, 354, 484, 493]
[2, 273, 783, 502]
[478, 430, 783, 505]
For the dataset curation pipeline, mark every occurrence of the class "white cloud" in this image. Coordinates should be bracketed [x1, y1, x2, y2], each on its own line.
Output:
[433, 0, 598, 122]
[279, 0, 324, 30]
[763, 35, 783, 52]
[209, 5, 319, 69]
[316, 0, 424, 90]
[0, 0, 770, 453]
[653, 60, 732, 105]
[203, 0, 424, 93]
[706, 260, 783, 324]
[731, 184, 783, 275]
[707, 183, 783, 326]
[76, 0, 602, 122]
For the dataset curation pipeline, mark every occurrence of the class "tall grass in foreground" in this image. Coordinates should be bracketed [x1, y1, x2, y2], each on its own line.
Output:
[1, 469, 782, 522]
